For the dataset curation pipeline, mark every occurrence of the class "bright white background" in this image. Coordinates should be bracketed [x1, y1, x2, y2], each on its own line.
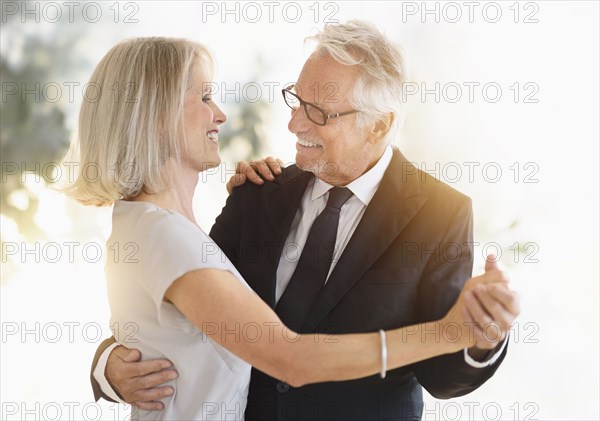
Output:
[1, 1, 598, 420]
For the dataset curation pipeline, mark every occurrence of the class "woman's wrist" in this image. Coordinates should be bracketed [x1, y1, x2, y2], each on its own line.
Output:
[437, 316, 473, 353]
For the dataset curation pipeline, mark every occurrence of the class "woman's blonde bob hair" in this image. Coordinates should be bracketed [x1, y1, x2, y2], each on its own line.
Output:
[63, 37, 214, 206]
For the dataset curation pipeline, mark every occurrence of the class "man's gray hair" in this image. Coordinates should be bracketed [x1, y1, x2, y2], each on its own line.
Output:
[306, 20, 407, 144]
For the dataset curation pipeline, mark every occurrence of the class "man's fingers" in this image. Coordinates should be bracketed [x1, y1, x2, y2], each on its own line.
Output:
[473, 285, 505, 316]
[132, 400, 165, 411]
[119, 367, 176, 404]
[127, 359, 173, 378]
[459, 275, 515, 347]
[132, 369, 178, 390]
[473, 287, 513, 332]
[106, 346, 175, 408]
[469, 285, 517, 347]
[486, 283, 521, 315]
[464, 268, 508, 293]
[482, 268, 510, 285]
[465, 302, 501, 349]
[464, 286, 494, 327]
[130, 384, 175, 403]
[484, 254, 499, 272]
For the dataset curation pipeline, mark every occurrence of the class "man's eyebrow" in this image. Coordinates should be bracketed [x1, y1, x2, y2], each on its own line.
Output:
[301, 94, 327, 109]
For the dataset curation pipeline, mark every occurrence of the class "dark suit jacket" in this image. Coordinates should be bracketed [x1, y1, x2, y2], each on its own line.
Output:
[209, 148, 506, 420]
[91, 148, 507, 420]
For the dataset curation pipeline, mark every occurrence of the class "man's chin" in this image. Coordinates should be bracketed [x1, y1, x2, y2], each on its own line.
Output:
[295, 157, 315, 173]
[296, 159, 326, 178]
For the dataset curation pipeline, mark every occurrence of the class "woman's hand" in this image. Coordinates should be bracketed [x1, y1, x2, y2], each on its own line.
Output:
[226, 157, 285, 194]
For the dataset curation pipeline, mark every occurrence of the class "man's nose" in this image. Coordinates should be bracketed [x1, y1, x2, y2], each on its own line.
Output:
[288, 107, 311, 134]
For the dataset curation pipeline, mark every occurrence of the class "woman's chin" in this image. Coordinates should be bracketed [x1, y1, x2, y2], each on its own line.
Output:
[199, 158, 221, 172]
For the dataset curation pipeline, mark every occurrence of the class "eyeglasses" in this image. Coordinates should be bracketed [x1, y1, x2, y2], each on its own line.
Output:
[281, 85, 359, 126]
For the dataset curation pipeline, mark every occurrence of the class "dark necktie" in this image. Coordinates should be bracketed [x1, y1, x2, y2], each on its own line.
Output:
[275, 187, 353, 332]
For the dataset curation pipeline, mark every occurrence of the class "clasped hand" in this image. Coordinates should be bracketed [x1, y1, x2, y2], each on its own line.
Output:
[442, 256, 520, 352]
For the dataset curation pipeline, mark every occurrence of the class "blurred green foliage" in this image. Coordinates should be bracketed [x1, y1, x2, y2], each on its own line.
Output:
[1, 9, 79, 239]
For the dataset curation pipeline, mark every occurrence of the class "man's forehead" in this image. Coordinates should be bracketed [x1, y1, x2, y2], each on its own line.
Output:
[294, 55, 358, 105]
[297, 54, 358, 84]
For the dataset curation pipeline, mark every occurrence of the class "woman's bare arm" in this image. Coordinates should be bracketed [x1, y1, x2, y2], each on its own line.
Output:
[165, 268, 492, 387]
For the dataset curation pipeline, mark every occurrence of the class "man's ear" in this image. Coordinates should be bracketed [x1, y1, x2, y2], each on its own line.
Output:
[367, 112, 394, 144]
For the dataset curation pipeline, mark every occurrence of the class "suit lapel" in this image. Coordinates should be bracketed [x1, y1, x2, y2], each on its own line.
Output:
[259, 166, 312, 306]
[302, 149, 428, 331]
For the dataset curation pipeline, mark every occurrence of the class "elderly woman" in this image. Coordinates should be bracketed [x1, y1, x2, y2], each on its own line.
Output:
[65, 37, 498, 420]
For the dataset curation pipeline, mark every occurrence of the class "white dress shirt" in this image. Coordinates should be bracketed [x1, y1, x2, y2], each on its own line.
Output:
[275, 145, 394, 303]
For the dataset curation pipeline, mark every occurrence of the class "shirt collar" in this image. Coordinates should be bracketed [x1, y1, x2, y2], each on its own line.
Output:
[310, 145, 394, 206]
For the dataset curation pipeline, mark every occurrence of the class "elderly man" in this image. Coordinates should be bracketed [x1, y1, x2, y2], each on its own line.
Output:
[91, 21, 518, 420]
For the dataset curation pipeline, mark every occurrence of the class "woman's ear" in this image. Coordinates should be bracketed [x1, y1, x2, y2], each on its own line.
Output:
[368, 113, 394, 144]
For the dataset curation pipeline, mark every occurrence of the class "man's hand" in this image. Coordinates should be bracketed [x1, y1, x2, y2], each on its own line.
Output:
[106, 345, 178, 410]
[464, 256, 520, 352]
[226, 157, 284, 194]
[442, 255, 519, 351]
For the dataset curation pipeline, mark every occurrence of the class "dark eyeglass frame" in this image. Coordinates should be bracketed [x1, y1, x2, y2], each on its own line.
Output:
[281, 85, 359, 126]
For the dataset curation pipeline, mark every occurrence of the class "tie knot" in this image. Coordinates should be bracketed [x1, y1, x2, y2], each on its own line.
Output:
[326, 187, 353, 210]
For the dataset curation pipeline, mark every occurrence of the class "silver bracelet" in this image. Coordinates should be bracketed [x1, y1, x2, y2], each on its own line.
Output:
[379, 329, 387, 379]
